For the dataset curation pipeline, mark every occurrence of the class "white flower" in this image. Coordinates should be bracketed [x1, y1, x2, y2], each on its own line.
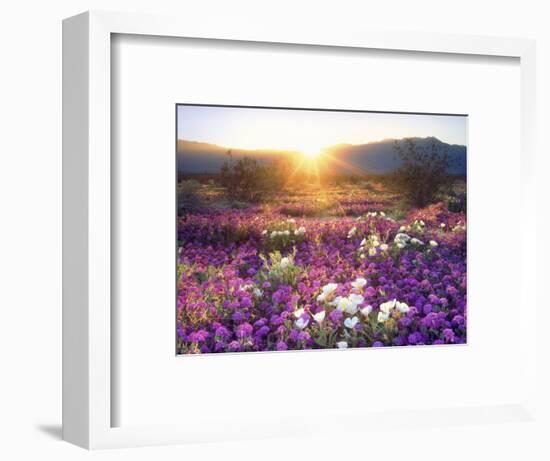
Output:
[323, 283, 338, 294]
[280, 257, 290, 269]
[312, 310, 326, 324]
[294, 226, 306, 236]
[333, 294, 364, 315]
[394, 232, 412, 249]
[336, 341, 348, 349]
[317, 283, 338, 302]
[286, 218, 296, 224]
[360, 238, 368, 247]
[239, 283, 253, 291]
[283, 230, 290, 236]
[440, 223, 446, 228]
[253, 287, 263, 298]
[294, 317, 309, 330]
[293, 307, 305, 318]
[380, 243, 389, 251]
[332, 296, 355, 314]
[394, 233, 411, 244]
[396, 301, 410, 313]
[347, 226, 357, 238]
[420, 220, 425, 226]
[270, 231, 277, 239]
[380, 299, 397, 314]
[261, 230, 268, 235]
[429, 240, 438, 247]
[380, 211, 386, 217]
[344, 316, 359, 329]
[410, 238, 424, 246]
[399, 225, 407, 232]
[348, 293, 365, 307]
[333, 297, 354, 314]
[351, 277, 367, 289]
[377, 311, 390, 322]
[368, 247, 377, 256]
[360, 305, 373, 317]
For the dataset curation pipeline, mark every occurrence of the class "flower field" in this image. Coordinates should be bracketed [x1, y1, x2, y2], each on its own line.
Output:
[176, 183, 467, 354]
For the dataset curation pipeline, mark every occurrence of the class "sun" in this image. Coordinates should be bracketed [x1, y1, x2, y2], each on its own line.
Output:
[301, 145, 322, 159]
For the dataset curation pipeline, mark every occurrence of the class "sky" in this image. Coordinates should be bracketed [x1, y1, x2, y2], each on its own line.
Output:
[177, 105, 467, 153]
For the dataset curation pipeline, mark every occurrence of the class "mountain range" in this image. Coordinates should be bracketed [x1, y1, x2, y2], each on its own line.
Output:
[177, 136, 467, 175]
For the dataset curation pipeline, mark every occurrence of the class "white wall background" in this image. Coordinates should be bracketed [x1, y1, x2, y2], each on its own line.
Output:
[0, 0, 548, 459]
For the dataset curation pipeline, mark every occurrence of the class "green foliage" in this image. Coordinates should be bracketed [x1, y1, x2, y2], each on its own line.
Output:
[388, 200, 409, 221]
[261, 219, 307, 252]
[445, 191, 467, 213]
[228, 199, 250, 209]
[278, 198, 343, 218]
[258, 249, 301, 287]
[177, 179, 204, 214]
[392, 138, 450, 208]
[314, 328, 340, 348]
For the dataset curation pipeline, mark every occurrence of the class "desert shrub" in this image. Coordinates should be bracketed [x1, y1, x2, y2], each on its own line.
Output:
[392, 138, 450, 208]
[178, 179, 203, 214]
[445, 191, 467, 213]
[219, 152, 289, 202]
[268, 157, 293, 190]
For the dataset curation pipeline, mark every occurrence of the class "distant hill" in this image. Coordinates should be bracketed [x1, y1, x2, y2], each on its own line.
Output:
[177, 137, 466, 175]
[322, 137, 467, 175]
[176, 140, 301, 174]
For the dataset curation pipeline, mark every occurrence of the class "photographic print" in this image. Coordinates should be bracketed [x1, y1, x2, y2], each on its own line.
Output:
[176, 105, 467, 354]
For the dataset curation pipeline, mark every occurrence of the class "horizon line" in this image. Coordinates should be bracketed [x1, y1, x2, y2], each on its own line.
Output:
[176, 135, 466, 153]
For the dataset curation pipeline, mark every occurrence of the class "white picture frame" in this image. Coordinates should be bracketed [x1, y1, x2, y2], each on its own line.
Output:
[62, 10, 537, 449]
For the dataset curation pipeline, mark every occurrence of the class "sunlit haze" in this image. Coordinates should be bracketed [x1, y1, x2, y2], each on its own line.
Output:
[177, 105, 467, 153]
